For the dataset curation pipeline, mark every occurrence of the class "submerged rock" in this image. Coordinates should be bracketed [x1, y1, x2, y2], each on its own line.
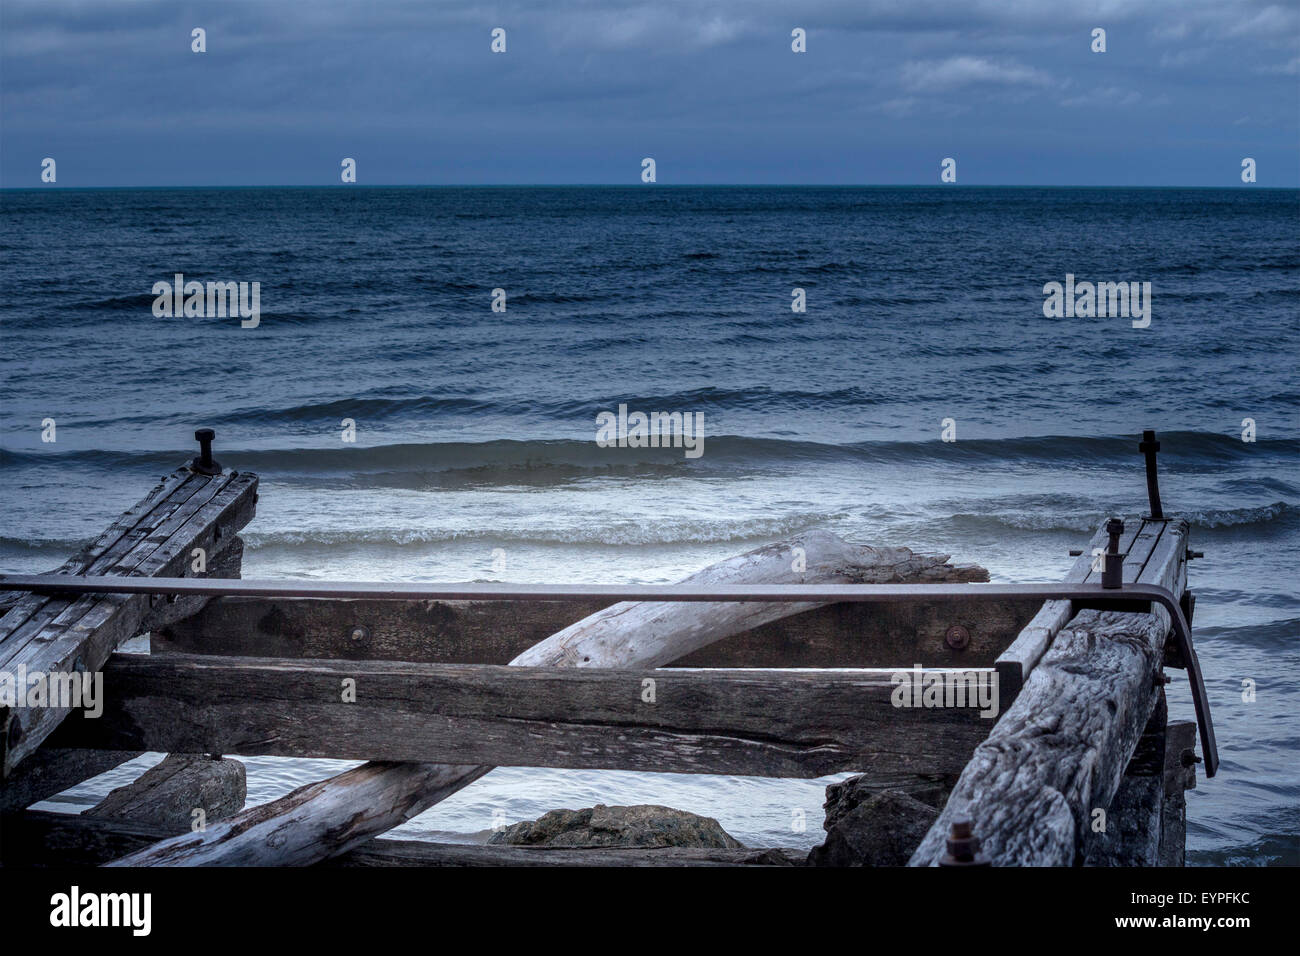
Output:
[488, 804, 744, 849]
[809, 787, 939, 867]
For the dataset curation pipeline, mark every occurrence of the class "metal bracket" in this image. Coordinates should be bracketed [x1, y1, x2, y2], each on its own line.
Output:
[1139, 429, 1164, 520]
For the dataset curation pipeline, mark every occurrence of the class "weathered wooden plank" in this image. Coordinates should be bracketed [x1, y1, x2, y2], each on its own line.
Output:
[0, 748, 142, 813]
[138, 536, 244, 635]
[57, 654, 990, 778]
[85, 753, 246, 832]
[0, 470, 258, 776]
[910, 518, 1190, 867]
[109, 532, 982, 866]
[1082, 693, 1167, 866]
[0, 810, 803, 867]
[1158, 720, 1197, 866]
[995, 517, 1151, 701]
[153, 591, 1032, 670]
[0, 469, 201, 647]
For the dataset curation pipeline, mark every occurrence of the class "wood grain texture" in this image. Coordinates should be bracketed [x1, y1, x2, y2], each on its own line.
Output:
[2, 810, 804, 867]
[1, 468, 258, 776]
[0, 748, 142, 813]
[909, 518, 1190, 867]
[109, 531, 983, 866]
[153, 591, 1032, 671]
[995, 517, 1151, 702]
[57, 654, 991, 777]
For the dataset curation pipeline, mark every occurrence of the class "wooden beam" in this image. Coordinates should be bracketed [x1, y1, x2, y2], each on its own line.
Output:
[0, 467, 258, 776]
[0, 748, 142, 813]
[995, 517, 1148, 702]
[107, 532, 983, 866]
[1159, 720, 1197, 866]
[56, 654, 990, 778]
[910, 518, 1190, 867]
[1082, 693, 1167, 866]
[153, 590, 1032, 671]
[138, 536, 244, 635]
[1, 810, 804, 867]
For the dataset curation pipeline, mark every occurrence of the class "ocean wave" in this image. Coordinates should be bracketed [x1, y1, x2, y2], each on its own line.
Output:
[948, 501, 1296, 535]
[1184, 502, 1298, 530]
[4, 431, 1295, 479]
[243, 514, 831, 548]
[1196, 617, 1300, 650]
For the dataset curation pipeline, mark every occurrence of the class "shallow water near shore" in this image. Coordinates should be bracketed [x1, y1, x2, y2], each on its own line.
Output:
[3, 186, 1297, 864]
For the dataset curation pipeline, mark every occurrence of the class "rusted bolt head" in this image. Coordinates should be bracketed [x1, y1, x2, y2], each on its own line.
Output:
[945, 625, 971, 650]
[349, 626, 370, 645]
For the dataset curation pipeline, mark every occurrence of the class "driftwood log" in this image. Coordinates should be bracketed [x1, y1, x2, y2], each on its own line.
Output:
[109, 531, 986, 866]
[3, 810, 806, 867]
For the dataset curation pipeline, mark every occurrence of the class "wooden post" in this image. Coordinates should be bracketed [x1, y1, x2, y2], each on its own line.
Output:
[909, 518, 1191, 866]
[109, 532, 985, 866]
[139, 535, 244, 635]
[1159, 720, 1197, 866]
[0, 748, 142, 813]
[0, 466, 258, 776]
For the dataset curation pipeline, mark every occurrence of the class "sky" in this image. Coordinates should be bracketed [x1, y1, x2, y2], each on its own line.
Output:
[1, 0, 1297, 187]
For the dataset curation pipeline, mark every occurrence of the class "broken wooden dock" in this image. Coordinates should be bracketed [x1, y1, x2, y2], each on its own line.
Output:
[0, 429, 1211, 867]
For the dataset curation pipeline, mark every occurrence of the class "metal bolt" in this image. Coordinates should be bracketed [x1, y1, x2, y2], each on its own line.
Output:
[1102, 518, 1125, 590]
[939, 818, 990, 867]
[1182, 750, 1202, 767]
[350, 626, 370, 645]
[945, 624, 971, 651]
[191, 428, 222, 476]
[1154, 672, 1172, 687]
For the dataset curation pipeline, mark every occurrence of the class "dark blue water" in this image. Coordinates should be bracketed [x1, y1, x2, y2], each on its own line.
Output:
[2, 186, 1297, 862]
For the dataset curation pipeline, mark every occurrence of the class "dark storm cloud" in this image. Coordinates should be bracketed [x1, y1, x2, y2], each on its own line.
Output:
[1, 0, 1296, 185]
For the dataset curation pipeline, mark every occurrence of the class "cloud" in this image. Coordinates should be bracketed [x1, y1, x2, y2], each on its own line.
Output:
[1257, 56, 1300, 75]
[900, 56, 1055, 93]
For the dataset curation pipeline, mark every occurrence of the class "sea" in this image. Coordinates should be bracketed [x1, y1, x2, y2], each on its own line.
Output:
[1, 186, 1296, 865]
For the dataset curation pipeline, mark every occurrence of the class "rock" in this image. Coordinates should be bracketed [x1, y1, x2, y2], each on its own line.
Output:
[84, 753, 246, 834]
[488, 804, 744, 849]
[808, 789, 938, 867]
[821, 773, 950, 832]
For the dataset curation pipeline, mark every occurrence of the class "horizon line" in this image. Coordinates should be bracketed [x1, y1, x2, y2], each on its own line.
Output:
[3, 183, 1294, 191]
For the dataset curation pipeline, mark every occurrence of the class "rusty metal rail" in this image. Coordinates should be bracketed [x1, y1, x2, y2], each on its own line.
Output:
[0, 574, 1218, 776]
